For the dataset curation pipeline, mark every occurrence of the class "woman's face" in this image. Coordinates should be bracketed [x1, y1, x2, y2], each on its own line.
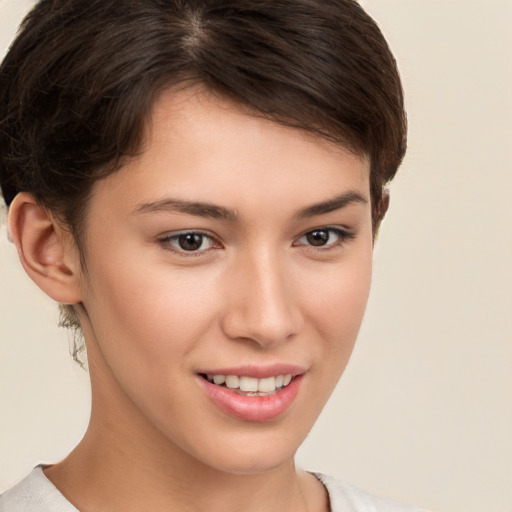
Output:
[77, 88, 374, 475]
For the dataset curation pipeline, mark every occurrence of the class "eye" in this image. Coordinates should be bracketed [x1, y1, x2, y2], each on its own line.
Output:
[159, 231, 219, 254]
[295, 227, 354, 249]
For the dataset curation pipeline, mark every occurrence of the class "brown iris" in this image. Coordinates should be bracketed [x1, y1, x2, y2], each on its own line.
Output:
[306, 230, 329, 246]
[178, 233, 204, 251]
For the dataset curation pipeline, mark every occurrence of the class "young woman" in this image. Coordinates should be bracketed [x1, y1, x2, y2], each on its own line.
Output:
[0, 1, 426, 511]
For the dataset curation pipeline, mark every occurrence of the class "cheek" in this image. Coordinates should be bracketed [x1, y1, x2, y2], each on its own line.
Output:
[299, 246, 373, 391]
[304, 254, 372, 339]
[85, 256, 220, 357]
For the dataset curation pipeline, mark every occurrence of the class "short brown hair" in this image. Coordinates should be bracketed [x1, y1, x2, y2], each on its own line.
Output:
[0, 0, 406, 230]
[0, 0, 406, 356]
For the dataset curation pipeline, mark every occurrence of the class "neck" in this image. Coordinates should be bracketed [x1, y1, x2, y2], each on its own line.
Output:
[43, 362, 320, 512]
[45, 424, 309, 512]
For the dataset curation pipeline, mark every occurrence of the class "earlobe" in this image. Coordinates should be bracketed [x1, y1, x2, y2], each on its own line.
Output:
[8, 192, 83, 304]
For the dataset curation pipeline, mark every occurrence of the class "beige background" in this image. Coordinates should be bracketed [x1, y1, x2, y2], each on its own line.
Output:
[1, 1, 511, 511]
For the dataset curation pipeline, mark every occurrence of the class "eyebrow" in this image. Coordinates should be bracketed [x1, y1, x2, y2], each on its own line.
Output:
[133, 198, 238, 221]
[133, 190, 367, 221]
[295, 190, 368, 218]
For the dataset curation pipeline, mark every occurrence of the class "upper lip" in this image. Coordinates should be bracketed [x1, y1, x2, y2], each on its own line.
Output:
[197, 364, 307, 379]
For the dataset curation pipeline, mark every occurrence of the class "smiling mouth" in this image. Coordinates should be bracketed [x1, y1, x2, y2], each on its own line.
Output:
[200, 373, 293, 396]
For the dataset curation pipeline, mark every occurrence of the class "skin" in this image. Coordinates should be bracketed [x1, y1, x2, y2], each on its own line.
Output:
[9, 87, 376, 512]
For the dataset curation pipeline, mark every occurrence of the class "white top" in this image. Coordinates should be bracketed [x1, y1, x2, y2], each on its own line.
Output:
[0, 466, 428, 512]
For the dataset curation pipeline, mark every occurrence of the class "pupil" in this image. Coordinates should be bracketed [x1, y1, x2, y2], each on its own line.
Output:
[178, 233, 203, 251]
[307, 230, 329, 246]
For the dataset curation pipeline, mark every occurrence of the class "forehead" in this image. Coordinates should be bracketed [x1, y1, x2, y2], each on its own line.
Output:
[148, 86, 364, 156]
[89, 87, 370, 219]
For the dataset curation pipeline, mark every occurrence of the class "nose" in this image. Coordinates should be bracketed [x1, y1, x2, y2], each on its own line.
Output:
[220, 249, 303, 348]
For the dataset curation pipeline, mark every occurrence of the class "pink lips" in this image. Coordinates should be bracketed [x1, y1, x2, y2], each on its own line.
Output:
[196, 365, 305, 422]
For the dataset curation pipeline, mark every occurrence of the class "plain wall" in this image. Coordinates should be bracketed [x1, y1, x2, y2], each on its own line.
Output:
[1, 1, 511, 511]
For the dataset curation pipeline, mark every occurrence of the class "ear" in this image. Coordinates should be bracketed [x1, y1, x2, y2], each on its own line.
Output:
[8, 192, 83, 304]
[372, 189, 390, 238]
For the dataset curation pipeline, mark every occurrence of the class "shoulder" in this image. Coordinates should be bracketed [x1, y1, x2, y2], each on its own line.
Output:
[0, 467, 77, 512]
[313, 473, 431, 512]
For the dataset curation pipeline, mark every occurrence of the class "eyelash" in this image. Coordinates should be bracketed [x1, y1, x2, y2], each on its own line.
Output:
[293, 227, 355, 250]
[159, 230, 220, 256]
[158, 227, 355, 256]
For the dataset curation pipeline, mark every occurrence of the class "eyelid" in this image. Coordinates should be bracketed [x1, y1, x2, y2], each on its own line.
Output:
[157, 226, 354, 256]
[293, 226, 355, 249]
[158, 229, 222, 255]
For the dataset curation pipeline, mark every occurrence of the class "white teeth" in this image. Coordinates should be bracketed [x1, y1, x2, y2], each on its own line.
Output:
[213, 375, 226, 385]
[258, 377, 276, 393]
[225, 375, 239, 389]
[206, 373, 293, 394]
[239, 376, 259, 392]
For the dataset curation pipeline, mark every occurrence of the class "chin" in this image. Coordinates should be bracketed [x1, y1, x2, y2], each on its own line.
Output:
[203, 446, 297, 476]
[177, 425, 306, 476]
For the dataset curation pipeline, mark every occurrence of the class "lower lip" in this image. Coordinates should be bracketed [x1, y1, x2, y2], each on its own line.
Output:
[198, 375, 304, 422]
